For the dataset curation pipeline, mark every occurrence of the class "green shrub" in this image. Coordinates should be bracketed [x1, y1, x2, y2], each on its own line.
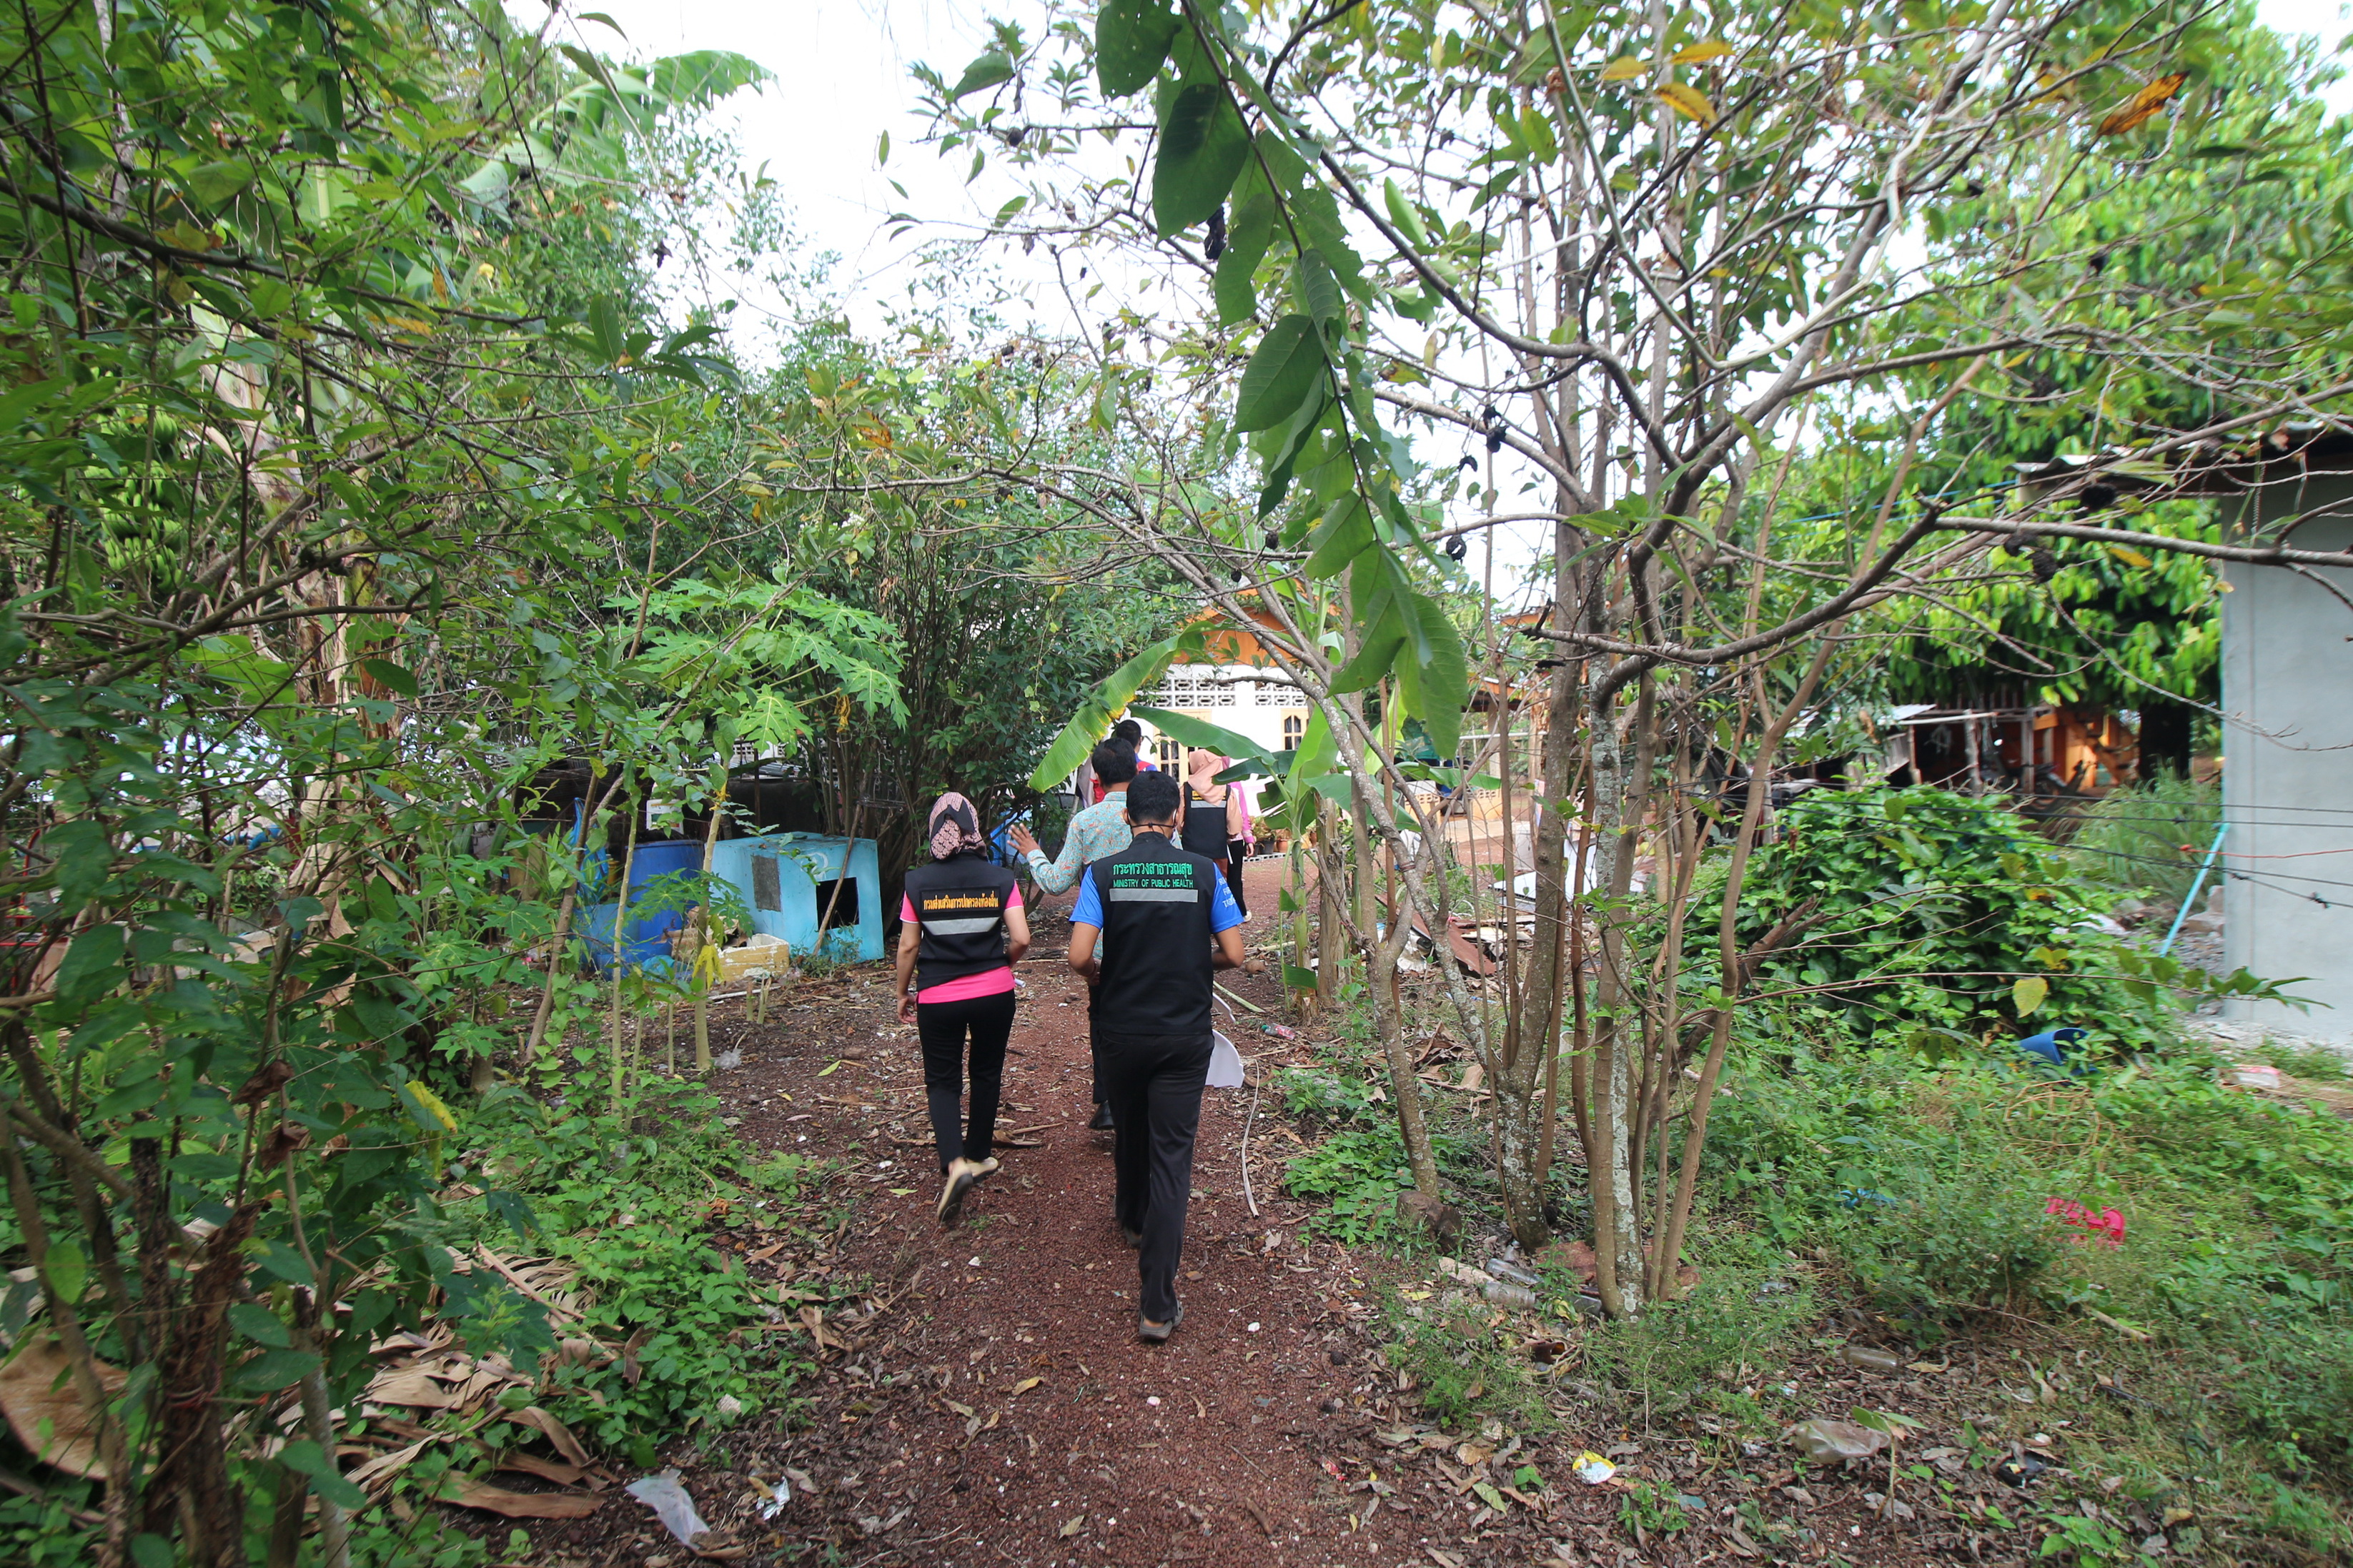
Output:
[1737, 785, 2150, 1046]
[1285, 1123, 1411, 1245]
[1276, 1064, 1377, 1123]
[2062, 774, 2219, 908]
[1828, 1167, 2066, 1328]
[458, 1080, 817, 1456]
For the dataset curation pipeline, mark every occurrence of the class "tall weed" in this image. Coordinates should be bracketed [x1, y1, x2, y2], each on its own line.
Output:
[2061, 775, 2220, 908]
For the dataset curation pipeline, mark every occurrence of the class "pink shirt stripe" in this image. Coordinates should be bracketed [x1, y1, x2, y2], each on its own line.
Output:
[901, 885, 1022, 1004]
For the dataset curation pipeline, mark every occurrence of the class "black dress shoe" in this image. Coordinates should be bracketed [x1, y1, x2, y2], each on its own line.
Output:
[1088, 1103, 1115, 1131]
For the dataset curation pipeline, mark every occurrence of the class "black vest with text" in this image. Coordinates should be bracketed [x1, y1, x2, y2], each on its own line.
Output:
[1181, 789, 1231, 858]
[901, 855, 1018, 991]
[1084, 830, 1221, 1037]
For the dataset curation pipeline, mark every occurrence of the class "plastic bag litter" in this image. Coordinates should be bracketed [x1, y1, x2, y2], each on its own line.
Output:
[626, 1469, 713, 1547]
[1788, 1419, 1888, 1463]
[1572, 1452, 1617, 1484]
[1207, 1031, 1244, 1088]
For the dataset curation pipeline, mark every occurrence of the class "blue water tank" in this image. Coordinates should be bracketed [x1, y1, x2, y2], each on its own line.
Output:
[579, 840, 706, 973]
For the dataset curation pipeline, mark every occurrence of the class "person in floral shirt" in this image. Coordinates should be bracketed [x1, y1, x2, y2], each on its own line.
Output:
[1008, 738, 1139, 1130]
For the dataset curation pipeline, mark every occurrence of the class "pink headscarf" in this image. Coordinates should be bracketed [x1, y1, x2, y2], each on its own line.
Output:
[927, 793, 987, 860]
[1186, 750, 1228, 800]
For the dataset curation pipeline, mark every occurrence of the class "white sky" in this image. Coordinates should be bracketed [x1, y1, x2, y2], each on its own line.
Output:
[505, 0, 2353, 596]
[510, 0, 2352, 322]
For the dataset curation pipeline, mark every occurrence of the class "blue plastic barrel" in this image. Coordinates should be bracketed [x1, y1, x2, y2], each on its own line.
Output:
[580, 840, 705, 973]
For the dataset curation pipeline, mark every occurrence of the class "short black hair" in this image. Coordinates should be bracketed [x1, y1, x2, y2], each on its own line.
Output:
[1091, 739, 1139, 784]
[1126, 770, 1181, 825]
[1111, 718, 1144, 746]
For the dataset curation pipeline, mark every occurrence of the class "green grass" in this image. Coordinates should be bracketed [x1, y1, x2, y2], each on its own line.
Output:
[2062, 775, 2221, 908]
[1705, 1030, 2353, 1546]
[1382, 1289, 1553, 1434]
[1274, 985, 2353, 1558]
[2249, 1038, 2352, 1081]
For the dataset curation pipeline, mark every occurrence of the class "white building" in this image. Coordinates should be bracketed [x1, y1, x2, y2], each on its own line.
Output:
[1132, 662, 1309, 768]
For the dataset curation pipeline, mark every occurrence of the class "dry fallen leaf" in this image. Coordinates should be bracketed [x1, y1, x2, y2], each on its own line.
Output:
[1059, 1515, 1086, 1537]
[346, 1438, 437, 1492]
[365, 1366, 459, 1409]
[510, 1404, 594, 1469]
[0, 1338, 127, 1478]
[1011, 1376, 1041, 1395]
[440, 1477, 605, 1519]
[497, 1453, 590, 1488]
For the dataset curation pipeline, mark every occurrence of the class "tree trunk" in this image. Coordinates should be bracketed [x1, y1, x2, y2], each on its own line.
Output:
[1581, 677, 1648, 1318]
[1314, 799, 1343, 1006]
[694, 759, 728, 1073]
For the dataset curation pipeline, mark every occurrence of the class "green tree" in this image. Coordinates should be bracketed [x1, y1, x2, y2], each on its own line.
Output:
[0, 4, 882, 1562]
[913, 0, 2353, 1317]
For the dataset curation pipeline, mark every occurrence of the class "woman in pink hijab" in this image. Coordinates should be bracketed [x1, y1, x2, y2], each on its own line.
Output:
[894, 793, 1031, 1224]
[1179, 750, 1251, 920]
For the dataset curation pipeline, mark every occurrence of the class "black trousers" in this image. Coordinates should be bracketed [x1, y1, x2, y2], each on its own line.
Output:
[916, 989, 1015, 1172]
[1224, 848, 1249, 919]
[1097, 1028, 1212, 1323]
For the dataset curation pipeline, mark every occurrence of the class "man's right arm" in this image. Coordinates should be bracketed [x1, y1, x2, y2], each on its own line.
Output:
[1068, 865, 1103, 981]
[1024, 805, 1091, 893]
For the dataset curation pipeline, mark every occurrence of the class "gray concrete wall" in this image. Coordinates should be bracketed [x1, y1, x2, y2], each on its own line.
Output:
[2220, 484, 2353, 1042]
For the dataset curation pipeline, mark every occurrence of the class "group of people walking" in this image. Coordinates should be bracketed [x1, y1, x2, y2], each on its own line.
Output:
[891, 729, 1250, 1342]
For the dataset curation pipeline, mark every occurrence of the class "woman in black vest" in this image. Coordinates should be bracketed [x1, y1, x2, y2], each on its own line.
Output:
[1181, 750, 1248, 916]
[895, 793, 1030, 1224]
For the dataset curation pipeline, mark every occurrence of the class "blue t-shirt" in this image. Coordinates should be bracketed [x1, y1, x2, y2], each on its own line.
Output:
[1071, 860, 1244, 933]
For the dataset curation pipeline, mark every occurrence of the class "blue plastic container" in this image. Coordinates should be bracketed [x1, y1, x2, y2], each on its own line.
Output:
[578, 840, 705, 973]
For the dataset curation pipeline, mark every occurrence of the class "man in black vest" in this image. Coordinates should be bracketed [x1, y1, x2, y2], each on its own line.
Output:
[1066, 770, 1246, 1341]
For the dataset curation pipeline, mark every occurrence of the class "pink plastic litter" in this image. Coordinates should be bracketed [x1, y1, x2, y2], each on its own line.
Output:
[2045, 1196, 2125, 1247]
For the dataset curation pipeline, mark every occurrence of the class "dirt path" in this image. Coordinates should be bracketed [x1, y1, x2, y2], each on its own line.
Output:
[698, 882, 1448, 1567]
[491, 864, 2072, 1567]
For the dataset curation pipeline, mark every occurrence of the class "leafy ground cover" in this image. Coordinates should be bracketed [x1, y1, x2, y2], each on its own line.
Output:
[1269, 993, 2353, 1564]
[0, 1076, 835, 1566]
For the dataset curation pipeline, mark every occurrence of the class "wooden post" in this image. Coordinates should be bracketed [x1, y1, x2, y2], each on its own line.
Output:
[1963, 714, 1983, 792]
[2021, 711, 2035, 798]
